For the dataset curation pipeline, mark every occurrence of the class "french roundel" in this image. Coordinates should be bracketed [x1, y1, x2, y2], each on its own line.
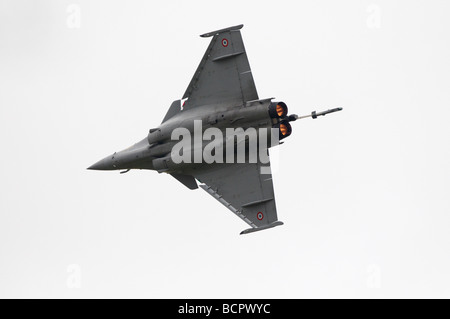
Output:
[222, 38, 229, 47]
[257, 212, 264, 221]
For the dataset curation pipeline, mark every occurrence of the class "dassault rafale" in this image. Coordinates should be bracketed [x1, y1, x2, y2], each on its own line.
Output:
[88, 24, 342, 234]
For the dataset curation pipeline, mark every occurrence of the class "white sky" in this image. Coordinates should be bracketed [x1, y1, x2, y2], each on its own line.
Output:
[1, 0, 449, 298]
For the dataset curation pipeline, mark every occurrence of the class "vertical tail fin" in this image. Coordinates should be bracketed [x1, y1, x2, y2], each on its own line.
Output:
[161, 100, 182, 124]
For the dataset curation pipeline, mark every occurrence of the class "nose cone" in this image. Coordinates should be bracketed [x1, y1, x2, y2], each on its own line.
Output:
[87, 155, 116, 170]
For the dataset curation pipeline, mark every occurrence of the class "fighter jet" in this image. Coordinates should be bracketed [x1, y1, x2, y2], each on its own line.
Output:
[88, 24, 342, 234]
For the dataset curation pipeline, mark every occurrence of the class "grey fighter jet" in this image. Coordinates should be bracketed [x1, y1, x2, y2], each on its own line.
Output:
[88, 24, 342, 235]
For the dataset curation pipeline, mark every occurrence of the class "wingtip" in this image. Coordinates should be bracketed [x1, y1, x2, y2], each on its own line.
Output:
[200, 24, 244, 38]
[240, 221, 284, 235]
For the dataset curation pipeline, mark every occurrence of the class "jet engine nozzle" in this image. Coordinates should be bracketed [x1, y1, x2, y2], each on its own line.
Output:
[268, 102, 288, 119]
[273, 120, 292, 139]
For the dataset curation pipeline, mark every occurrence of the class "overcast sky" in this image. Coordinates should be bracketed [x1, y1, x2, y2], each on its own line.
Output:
[1, 0, 449, 298]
